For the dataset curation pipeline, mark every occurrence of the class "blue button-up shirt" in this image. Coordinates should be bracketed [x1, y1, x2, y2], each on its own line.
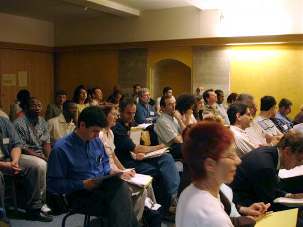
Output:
[47, 132, 111, 195]
[135, 101, 157, 124]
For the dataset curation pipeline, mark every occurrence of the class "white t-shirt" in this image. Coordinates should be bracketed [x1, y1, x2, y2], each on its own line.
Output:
[176, 184, 234, 227]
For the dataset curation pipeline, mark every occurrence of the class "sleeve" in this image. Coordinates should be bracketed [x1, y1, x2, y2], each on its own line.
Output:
[154, 120, 178, 144]
[14, 119, 29, 149]
[135, 106, 145, 124]
[47, 146, 84, 195]
[100, 142, 111, 175]
[47, 119, 55, 143]
[113, 126, 136, 153]
[252, 168, 287, 204]
[4, 118, 22, 149]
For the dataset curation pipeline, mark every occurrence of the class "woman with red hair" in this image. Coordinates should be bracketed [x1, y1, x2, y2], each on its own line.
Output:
[176, 122, 240, 227]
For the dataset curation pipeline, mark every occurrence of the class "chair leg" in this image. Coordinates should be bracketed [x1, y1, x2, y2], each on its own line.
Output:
[62, 212, 74, 227]
[84, 215, 90, 227]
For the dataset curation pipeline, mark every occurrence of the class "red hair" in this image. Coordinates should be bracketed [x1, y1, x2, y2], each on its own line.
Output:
[182, 122, 234, 180]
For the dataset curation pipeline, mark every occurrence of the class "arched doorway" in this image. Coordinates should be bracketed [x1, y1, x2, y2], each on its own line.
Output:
[152, 59, 191, 98]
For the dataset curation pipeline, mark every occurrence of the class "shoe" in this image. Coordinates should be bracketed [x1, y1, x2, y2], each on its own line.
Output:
[41, 204, 52, 214]
[26, 210, 53, 222]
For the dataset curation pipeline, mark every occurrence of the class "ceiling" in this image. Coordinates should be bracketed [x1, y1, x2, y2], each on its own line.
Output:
[0, 0, 199, 22]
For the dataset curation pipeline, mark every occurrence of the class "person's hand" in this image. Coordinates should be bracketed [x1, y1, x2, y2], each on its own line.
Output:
[10, 161, 21, 174]
[240, 203, 270, 217]
[121, 169, 136, 180]
[185, 109, 193, 117]
[83, 179, 97, 190]
[135, 153, 145, 161]
[264, 134, 273, 144]
[157, 144, 166, 150]
[0, 161, 22, 174]
[173, 110, 182, 120]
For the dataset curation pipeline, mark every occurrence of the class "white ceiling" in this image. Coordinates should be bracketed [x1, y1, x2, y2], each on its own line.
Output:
[112, 0, 191, 10]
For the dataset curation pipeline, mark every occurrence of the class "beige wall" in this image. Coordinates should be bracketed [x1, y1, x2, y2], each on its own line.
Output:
[0, 13, 54, 46]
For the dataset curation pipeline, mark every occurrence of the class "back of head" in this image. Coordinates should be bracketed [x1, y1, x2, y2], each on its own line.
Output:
[227, 93, 239, 105]
[77, 106, 107, 128]
[279, 98, 292, 109]
[277, 131, 303, 154]
[182, 121, 234, 180]
[202, 89, 214, 103]
[119, 98, 135, 113]
[260, 96, 276, 111]
[227, 103, 248, 125]
[176, 94, 195, 114]
[163, 86, 172, 95]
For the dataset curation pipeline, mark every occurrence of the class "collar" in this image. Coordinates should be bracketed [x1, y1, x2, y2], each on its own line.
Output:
[71, 132, 88, 146]
[230, 125, 247, 134]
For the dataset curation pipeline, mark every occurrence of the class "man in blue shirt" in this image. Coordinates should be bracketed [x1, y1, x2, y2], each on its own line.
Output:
[135, 88, 158, 124]
[47, 106, 139, 227]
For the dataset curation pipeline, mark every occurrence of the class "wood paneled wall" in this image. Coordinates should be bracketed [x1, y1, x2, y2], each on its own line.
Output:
[55, 50, 118, 99]
[0, 47, 54, 115]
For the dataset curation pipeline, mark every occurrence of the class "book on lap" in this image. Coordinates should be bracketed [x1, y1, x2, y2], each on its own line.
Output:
[124, 173, 153, 188]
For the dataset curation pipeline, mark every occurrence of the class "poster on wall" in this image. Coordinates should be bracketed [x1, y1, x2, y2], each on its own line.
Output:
[18, 71, 28, 87]
[1, 74, 16, 86]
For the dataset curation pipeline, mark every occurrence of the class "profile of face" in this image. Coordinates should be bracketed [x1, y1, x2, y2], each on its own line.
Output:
[140, 91, 150, 104]
[205, 144, 241, 184]
[79, 89, 87, 102]
[163, 97, 176, 115]
[56, 94, 67, 106]
[237, 108, 253, 129]
[28, 98, 42, 117]
[195, 100, 204, 111]
[134, 85, 141, 94]
[121, 104, 136, 124]
[107, 108, 118, 128]
[282, 148, 303, 170]
[207, 91, 217, 105]
[283, 106, 292, 115]
[216, 92, 224, 104]
[93, 89, 103, 101]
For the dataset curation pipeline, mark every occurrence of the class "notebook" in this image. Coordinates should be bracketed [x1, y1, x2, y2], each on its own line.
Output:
[125, 173, 153, 188]
[143, 148, 169, 159]
[255, 208, 298, 227]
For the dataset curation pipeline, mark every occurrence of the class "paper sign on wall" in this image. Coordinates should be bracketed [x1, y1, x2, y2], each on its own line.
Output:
[1, 74, 16, 86]
[18, 71, 28, 87]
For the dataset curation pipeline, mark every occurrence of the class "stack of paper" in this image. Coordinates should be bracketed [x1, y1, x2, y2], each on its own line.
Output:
[279, 164, 303, 179]
[125, 173, 153, 188]
[130, 127, 143, 145]
[144, 148, 169, 159]
[255, 208, 298, 227]
[274, 197, 303, 207]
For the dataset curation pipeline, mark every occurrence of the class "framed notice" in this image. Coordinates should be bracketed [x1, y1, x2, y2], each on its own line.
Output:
[1, 74, 16, 86]
[18, 71, 28, 87]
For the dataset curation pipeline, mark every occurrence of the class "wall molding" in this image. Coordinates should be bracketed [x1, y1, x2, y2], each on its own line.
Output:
[0, 41, 53, 53]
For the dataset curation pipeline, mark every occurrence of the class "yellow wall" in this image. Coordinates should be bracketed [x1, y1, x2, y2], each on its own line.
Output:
[230, 44, 303, 118]
[147, 47, 192, 97]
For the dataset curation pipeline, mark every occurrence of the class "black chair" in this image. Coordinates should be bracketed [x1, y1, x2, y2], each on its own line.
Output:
[61, 210, 91, 227]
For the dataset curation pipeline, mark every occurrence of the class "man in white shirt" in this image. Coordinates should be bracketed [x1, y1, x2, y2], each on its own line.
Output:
[255, 96, 283, 140]
[227, 103, 259, 157]
[47, 100, 77, 144]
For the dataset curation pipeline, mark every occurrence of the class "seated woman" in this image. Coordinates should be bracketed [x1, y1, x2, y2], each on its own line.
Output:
[99, 104, 159, 224]
[72, 85, 89, 118]
[175, 94, 197, 127]
[176, 122, 269, 227]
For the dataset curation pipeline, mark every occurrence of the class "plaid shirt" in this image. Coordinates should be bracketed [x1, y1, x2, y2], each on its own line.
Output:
[14, 115, 50, 152]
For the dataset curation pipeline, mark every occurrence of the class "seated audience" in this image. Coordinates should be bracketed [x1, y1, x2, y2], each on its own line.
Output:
[9, 89, 31, 121]
[176, 122, 241, 227]
[72, 85, 89, 117]
[193, 96, 204, 121]
[112, 98, 180, 216]
[227, 103, 258, 156]
[47, 100, 77, 144]
[99, 105, 159, 225]
[231, 131, 303, 211]
[47, 106, 139, 227]
[293, 105, 303, 125]
[156, 86, 173, 113]
[202, 89, 224, 122]
[132, 84, 141, 104]
[175, 94, 197, 126]
[0, 116, 52, 222]
[237, 94, 274, 146]
[154, 96, 185, 160]
[272, 98, 293, 133]
[90, 87, 105, 106]
[45, 90, 67, 120]
[215, 89, 230, 124]
[227, 92, 238, 107]
[255, 96, 283, 139]
[135, 88, 157, 124]
[14, 97, 51, 160]
[107, 86, 123, 106]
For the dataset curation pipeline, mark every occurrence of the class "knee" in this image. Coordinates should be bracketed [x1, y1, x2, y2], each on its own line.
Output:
[29, 159, 47, 174]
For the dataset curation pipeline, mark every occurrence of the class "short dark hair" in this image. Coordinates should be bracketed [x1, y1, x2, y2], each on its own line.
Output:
[260, 96, 276, 111]
[277, 131, 303, 154]
[160, 95, 173, 108]
[163, 86, 172, 95]
[72, 85, 88, 104]
[227, 103, 248, 125]
[202, 89, 214, 103]
[100, 104, 115, 116]
[63, 100, 76, 112]
[133, 84, 141, 89]
[119, 98, 135, 113]
[236, 93, 253, 104]
[55, 90, 67, 97]
[77, 106, 107, 128]
[182, 122, 234, 180]
[227, 93, 239, 104]
[176, 94, 195, 114]
[92, 87, 102, 94]
[215, 89, 224, 96]
[279, 98, 292, 109]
